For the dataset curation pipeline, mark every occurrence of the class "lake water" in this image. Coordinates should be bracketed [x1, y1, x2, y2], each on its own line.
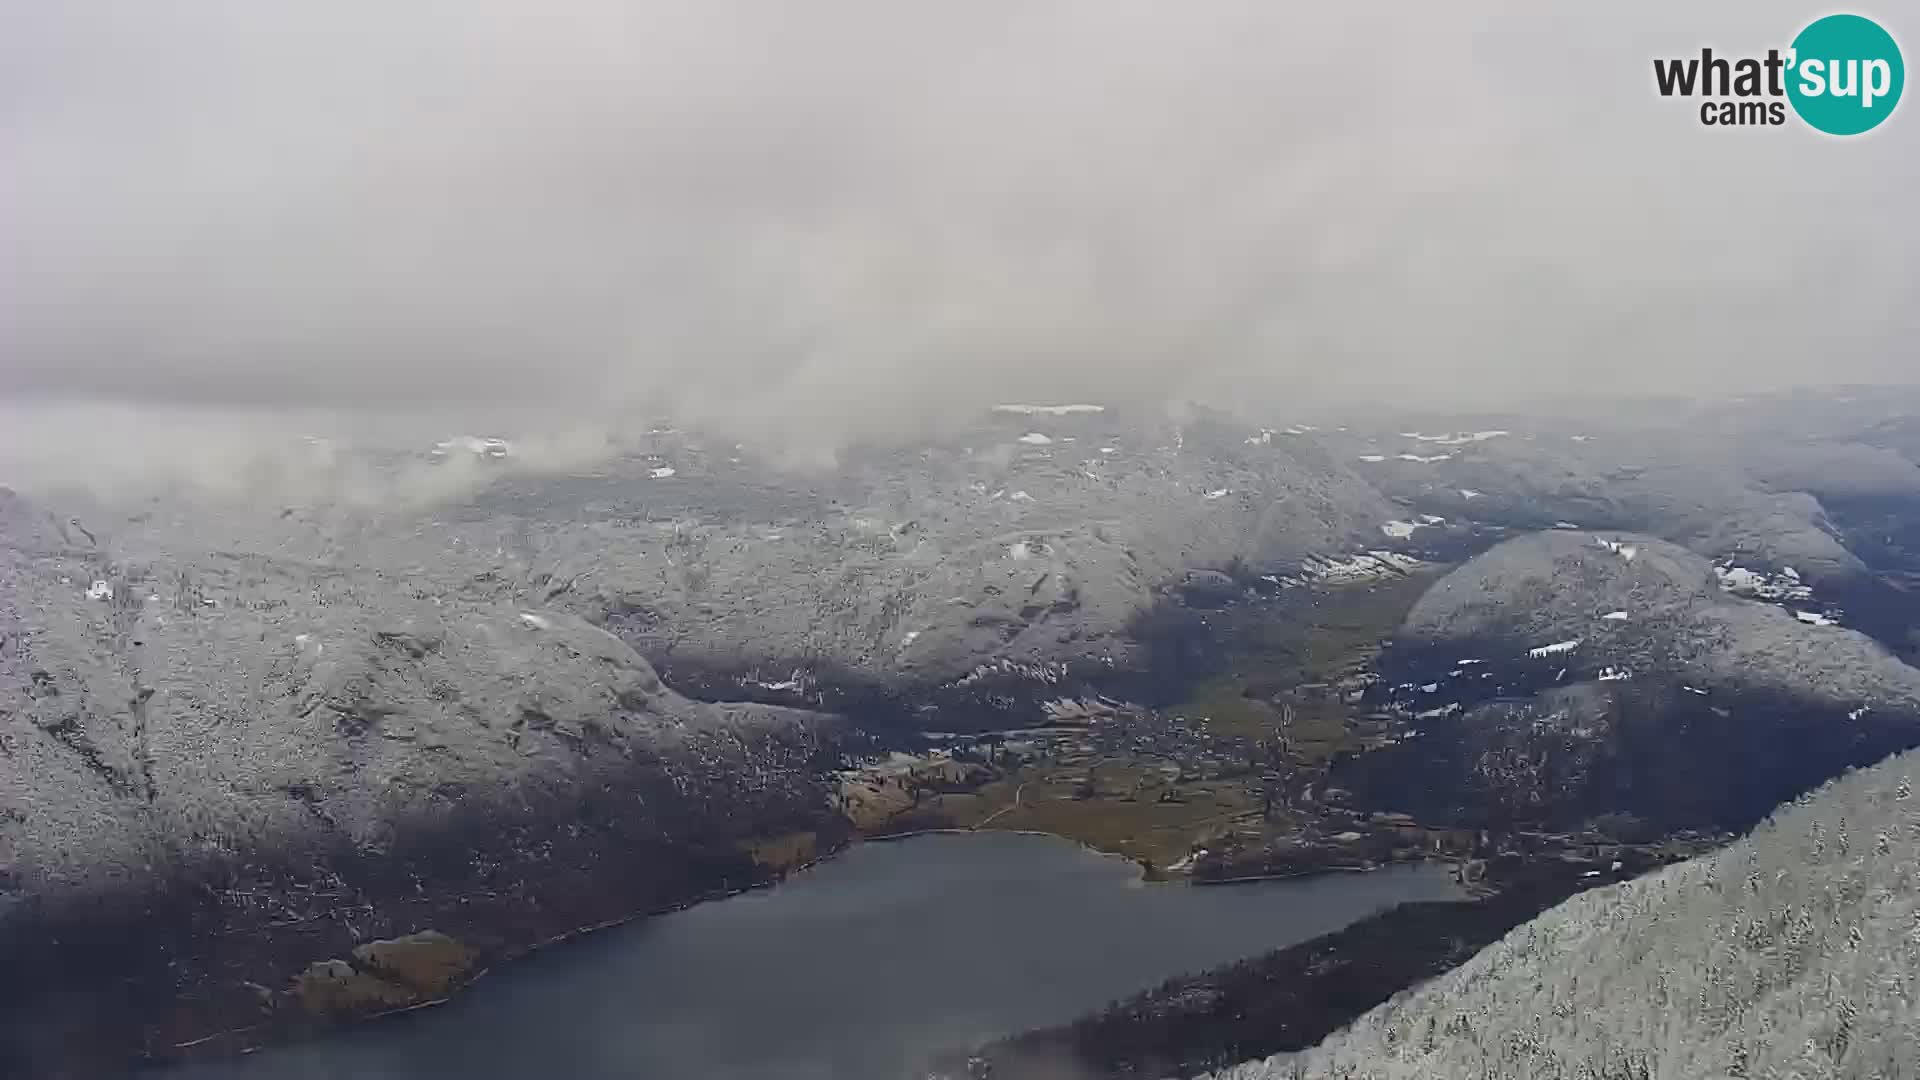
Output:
[168, 833, 1462, 1080]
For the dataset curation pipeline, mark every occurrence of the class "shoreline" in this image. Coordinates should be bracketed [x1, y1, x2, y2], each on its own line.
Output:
[144, 830, 864, 1068]
[132, 572, 1469, 1072]
[146, 826, 1099, 1065]
[150, 825, 1455, 1068]
[944, 849, 1679, 1080]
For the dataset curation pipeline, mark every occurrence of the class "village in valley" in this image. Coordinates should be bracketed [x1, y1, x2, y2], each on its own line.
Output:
[829, 572, 1718, 892]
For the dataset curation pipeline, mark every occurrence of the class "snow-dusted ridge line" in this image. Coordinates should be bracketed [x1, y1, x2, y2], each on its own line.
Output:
[991, 403, 1106, 416]
[430, 435, 512, 460]
[1399, 429, 1509, 445]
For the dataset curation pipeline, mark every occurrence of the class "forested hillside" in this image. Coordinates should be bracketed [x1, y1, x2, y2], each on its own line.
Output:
[1207, 747, 1920, 1079]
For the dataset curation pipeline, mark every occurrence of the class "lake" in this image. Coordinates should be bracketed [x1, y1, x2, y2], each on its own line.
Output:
[167, 833, 1462, 1080]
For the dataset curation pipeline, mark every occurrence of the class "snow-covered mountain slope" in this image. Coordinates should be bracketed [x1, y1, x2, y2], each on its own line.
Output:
[1397, 529, 1920, 708]
[0, 551, 821, 902]
[9, 394, 1920, 1070]
[1, 483, 848, 1070]
[1334, 530, 1920, 831]
[9, 411, 1408, 730]
[1205, 745, 1920, 1079]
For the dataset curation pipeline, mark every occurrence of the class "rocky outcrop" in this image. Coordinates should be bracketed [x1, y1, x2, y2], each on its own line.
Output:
[290, 929, 480, 1016]
[346, 930, 478, 998]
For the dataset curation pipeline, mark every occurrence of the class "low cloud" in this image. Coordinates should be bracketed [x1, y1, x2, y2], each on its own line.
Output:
[3, 0, 1916, 490]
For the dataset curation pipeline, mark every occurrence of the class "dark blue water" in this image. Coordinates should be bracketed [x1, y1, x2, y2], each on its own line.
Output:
[170, 833, 1461, 1080]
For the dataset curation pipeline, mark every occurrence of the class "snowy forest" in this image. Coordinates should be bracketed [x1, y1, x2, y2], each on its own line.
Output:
[1207, 746, 1920, 1079]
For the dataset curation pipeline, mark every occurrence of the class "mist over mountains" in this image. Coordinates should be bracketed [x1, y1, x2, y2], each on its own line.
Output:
[5, 2, 1919, 1076]
[6, 1, 1919, 487]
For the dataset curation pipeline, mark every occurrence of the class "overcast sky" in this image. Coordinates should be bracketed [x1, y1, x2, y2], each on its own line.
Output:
[2, 1, 1916, 471]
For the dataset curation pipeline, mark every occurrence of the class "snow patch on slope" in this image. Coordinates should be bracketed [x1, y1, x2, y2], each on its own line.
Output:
[992, 404, 1105, 416]
[1400, 430, 1509, 445]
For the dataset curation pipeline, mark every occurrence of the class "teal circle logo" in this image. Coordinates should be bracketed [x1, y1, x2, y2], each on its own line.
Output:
[1787, 14, 1904, 135]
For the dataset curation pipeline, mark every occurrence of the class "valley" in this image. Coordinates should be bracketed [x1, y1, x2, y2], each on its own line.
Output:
[11, 393, 1920, 1076]
[835, 570, 1448, 873]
